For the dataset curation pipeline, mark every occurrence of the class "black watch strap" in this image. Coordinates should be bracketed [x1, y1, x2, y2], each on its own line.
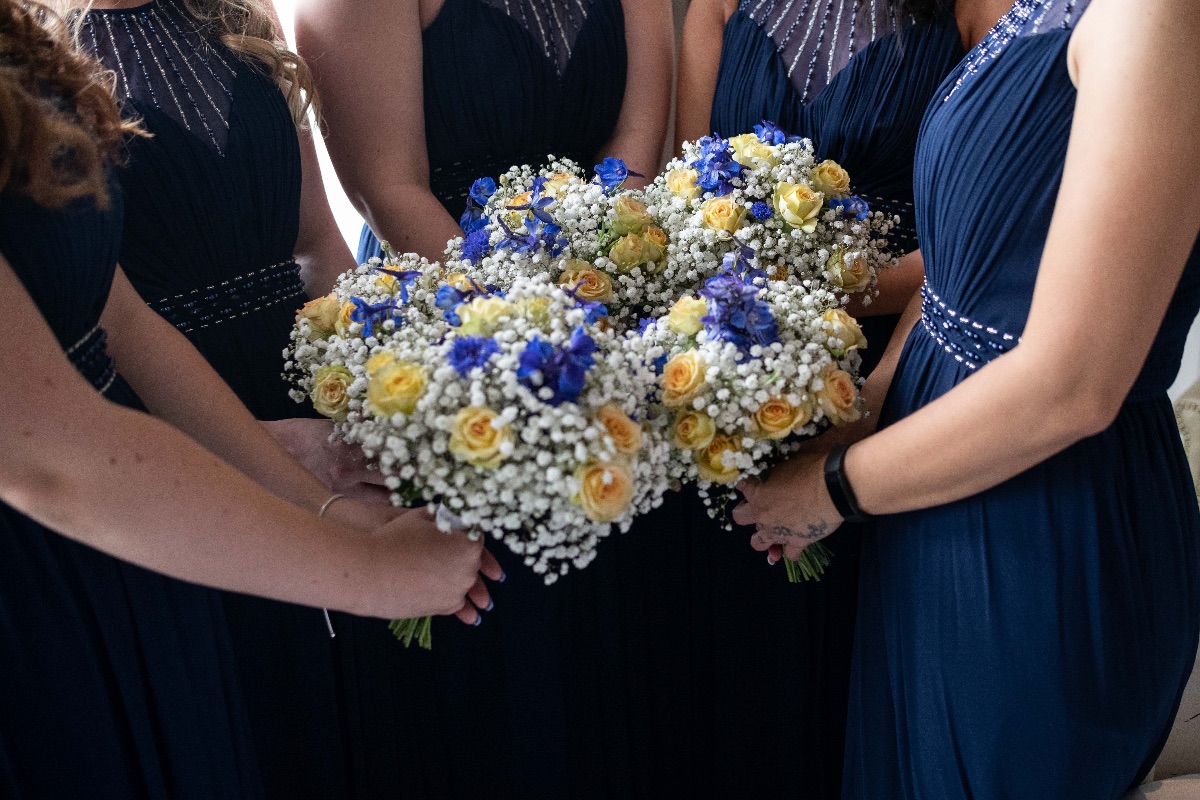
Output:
[823, 444, 871, 524]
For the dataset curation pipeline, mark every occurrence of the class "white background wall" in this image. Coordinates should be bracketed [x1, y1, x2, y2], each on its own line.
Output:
[273, 0, 1200, 399]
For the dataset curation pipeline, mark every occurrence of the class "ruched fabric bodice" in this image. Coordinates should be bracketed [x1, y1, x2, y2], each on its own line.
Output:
[848, 3, 1200, 797]
[711, 4, 963, 253]
[358, 0, 626, 260]
[0, 182, 262, 796]
[81, 0, 305, 420]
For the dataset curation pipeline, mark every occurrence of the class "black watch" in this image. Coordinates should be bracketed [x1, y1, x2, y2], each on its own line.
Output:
[823, 444, 871, 524]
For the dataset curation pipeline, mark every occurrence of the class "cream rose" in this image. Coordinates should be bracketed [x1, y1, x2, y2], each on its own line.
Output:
[611, 195, 654, 237]
[701, 196, 747, 235]
[558, 263, 614, 303]
[695, 434, 742, 485]
[368, 360, 427, 417]
[818, 368, 862, 426]
[671, 411, 716, 451]
[445, 272, 476, 292]
[573, 460, 636, 523]
[311, 365, 354, 421]
[773, 182, 824, 233]
[821, 308, 868, 355]
[811, 159, 851, 199]
[544, 172, 576, 196]
[642, 226, 668, 270]
[458, 296, 514, 336]
[297, 294, 341, 339]
[596, 404, 643, 455]
[753, 397, 802, 440]
[661, 351, 707, 408]
[666, 167, 702, 204]
[609, 233, 653, 272]
[729, 133, 778, 169]
[667, 295, 708, 336]
[448, 406, 511, 469]
[826, 249, 872, 293]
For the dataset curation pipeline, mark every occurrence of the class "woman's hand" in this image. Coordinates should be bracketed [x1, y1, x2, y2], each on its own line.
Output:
[358, 507, 504, 626]
[264, 418, 390, 503]
[732, 452, 843, 563]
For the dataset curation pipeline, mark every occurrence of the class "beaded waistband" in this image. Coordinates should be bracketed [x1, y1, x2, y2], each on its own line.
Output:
[148, 259, 305, 334]
[919, 283, 1020, 370]
[859, 193, 917, 253]
[66, 325, 117, 395]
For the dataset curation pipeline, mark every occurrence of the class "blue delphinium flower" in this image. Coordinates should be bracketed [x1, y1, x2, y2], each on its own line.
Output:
[754, 120, 799, 146]
[688, 134, 743, 196]
[349, 296, 405, 339]
[506, 177, 556, 224]
[371, 267, 421, 303]
[496, 216, 568, 257]
[721, 241, 769, 283]
[459, 177, 498, 234]
[517, 327, 597, 406]
[469, 177, 497, 206]
[560, 282, 609, 324]
[594, 157, 643, 193]
[461, 227, 492, 265]
[637, 317, 656, 335]
[699, 272, 779, 352]
[830, 195, 870, 221]
[447, 335, 501, 377]
[750, 201, 773, 221]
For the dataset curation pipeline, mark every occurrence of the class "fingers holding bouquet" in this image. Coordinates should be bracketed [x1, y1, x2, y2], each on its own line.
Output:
[734, 453, 843, 564]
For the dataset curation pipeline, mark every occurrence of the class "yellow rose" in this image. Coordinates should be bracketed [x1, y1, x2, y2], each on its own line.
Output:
[701, 196, 747, 236]
[695, 434, 742, 485]
[611, 195, 654, 237]
[729, 133, 778, 169]
[811, 159, 851, 199]
[773, 182, 824, 233]
[661, 351, 707, 408]
[365, 351, 394, 375]
[666, 167, 702, 204]
[573, 460, 636, 523]
[596, 404, 644, 455]
[667, 295, 708, 336]
[753, 397, 802, 440]
[375, 272, 399, 295]
[445, 272, 475, 292]
[818, 368, 862, 426]
[826, 249, 872, 294]
[449, 406, 512, 469]
[368, 360, 427, 417]
[791, 396, 815, 433]
[672, 411, 716, 451]
[821, 308, 868, 355]
[642, 226, 668, 269]
[297, 293, 341, 339]
[558, 263, 614, 303]
[518, 295, 553, 326]
[333, 301, 357, 336]
[311, 365, 354, 421]
[544, 172, 576, 196]
[609, 233, 654, 272]
[458, 296, 514, 336]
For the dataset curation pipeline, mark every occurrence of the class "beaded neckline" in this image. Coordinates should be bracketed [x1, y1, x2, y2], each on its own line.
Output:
[477, 0, 596, 77]
[740, 0, 902, 105]
[943, 0, 1085, 102]
[80, 0, 235, 156]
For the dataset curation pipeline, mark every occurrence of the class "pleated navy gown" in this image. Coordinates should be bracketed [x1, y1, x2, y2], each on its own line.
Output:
[657, 4, 964, 797]
[0, 182, 262, 796]
[81, 5, 348, 798]
[847, 1, 1200, 797]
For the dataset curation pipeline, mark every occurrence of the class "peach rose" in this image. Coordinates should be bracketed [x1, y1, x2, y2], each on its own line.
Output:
[694, 434, 742, 485]
[596, 404, 643, 455]
[661, 351, 707, 408]
[574, 460, 636, 522]
[817, 368, 862, 426]
[449, 406, 511, 469]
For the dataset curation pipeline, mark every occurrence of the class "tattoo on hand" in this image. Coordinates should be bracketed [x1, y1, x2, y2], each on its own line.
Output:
[770, 521, 829, 541]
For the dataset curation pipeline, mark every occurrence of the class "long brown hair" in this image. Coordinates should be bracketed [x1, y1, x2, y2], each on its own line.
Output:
[0, 0, 136, 207]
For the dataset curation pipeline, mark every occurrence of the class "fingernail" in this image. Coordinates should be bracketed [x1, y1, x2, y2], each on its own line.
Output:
[473, 614, 483, 627]
[499, 570, 507, 583]
[767, 555, 777, 566]
[485, 599, 494, 612]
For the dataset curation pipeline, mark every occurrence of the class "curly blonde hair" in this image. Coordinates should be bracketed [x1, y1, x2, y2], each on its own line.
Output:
[147, 0, 318, 126]
[0, 0, 136, 208]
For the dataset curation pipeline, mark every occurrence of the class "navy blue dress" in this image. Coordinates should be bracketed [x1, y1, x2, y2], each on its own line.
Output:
[80, 5, 348, 798]
[0, 183, 263, 796]
[656, 5, 963, 797]
[847, 2, 1200, 797]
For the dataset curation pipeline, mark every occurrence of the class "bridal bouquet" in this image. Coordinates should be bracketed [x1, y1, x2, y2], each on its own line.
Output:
[287, 255, 669, 645]
[443, 157, 695, 331]
[643, 122, 897, 298]
[628, 247, 866, 581]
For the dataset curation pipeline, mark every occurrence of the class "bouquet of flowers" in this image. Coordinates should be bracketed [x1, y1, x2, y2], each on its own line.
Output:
[643, 122, 896, 298]
[287, 253, 670, 646]
[443, 156, 697, 331]
[628, 246, 867, 582]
